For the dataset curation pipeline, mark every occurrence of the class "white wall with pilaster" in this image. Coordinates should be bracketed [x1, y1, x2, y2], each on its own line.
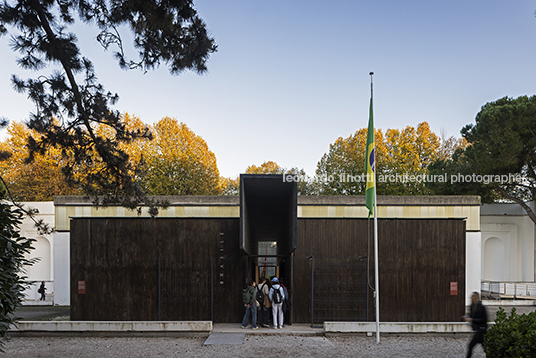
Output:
[53, 232, 70, 305]
[19, 202, 55, 301]
[466, 231, 482, 305]
[481, 203, 535, 282]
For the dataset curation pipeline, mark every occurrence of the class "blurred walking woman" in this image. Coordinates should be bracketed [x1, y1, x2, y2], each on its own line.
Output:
[38, 281, 46, 301]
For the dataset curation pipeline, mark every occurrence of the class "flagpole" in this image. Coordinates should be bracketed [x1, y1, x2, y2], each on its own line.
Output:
[370, 72, 380, 343]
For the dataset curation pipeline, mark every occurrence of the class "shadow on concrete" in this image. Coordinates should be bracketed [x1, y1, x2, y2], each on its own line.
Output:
[12, 305, 70, 321]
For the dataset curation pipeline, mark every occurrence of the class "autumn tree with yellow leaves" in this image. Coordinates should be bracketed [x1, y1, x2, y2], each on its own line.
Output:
[0, 122, 83, 201]
[220, 161, 314, 195]
[142, 117, 220, 195]
[0, 115, 221, 199]
[220, 161, 283, 195]
[315, 122, 457, 195]
[2, 118, 466, 199]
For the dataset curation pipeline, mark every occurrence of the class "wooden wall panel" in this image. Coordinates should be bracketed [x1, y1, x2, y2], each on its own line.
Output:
[293, 219, 373, 323]
[70, 218, 244, 322]
[377, 219, 466, 322]
[71, 217, 465, 323]
[292, 218, 465, 323]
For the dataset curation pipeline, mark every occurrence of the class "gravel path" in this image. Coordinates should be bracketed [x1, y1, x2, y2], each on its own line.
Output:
[3, 335, 486, 357]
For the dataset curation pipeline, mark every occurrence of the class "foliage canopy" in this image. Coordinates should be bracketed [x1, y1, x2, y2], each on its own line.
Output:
[0, 122, 83, 200]
[0, 0, 216, 208]
[428, 95, 536, 224]
[143, 117, 220, 196]
[315, 122, 458, 195]
[0, 0, 215, 346]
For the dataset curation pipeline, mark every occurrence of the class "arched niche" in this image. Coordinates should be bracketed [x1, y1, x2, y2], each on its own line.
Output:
[483, 236, 504, 281]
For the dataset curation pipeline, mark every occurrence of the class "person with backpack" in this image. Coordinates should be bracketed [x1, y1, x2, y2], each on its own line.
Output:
[256, 276, 271, 328]
[241, 280, 259, 329]
[38, 281, 46, 301]
[268, 277, 285, 329]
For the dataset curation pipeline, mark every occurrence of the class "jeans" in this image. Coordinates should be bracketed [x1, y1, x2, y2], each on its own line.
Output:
[241, 304, 257, 328]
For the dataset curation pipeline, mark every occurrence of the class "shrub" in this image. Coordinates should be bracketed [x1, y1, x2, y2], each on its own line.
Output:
[0, 203, 35, 352]
[484, 307, 536, 358]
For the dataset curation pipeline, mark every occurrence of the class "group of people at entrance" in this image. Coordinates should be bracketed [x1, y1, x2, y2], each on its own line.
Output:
[241, 276, 290, 329]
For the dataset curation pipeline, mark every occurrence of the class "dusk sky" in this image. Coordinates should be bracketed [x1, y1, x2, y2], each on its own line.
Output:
[1, 0, 536, 178]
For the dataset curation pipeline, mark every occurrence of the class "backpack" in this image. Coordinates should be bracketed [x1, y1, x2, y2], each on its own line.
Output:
[282, 297, 292, 312]
[272, 287, 282, 304]
[242, 287, 252, 304]
[256, 284, 264, 303]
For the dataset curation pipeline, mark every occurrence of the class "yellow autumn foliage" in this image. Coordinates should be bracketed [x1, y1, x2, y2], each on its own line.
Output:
[0, 121, 83, 200]
[316, 122, 453, 195]
[142, 117, 220, 195]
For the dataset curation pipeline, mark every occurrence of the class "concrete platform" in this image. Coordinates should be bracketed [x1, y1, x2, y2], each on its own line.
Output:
[324, 322, 474, 335]
[212, 323, 324, 336]
[10, 321, 481, 337]
[21, 300, 54, 306]
[10, 321, 212, 337]
[22, 293, 55, 306]
[483, 299, 536, 306]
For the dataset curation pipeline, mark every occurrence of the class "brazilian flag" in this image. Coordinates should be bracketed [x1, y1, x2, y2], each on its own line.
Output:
[364, 97, 375, 217]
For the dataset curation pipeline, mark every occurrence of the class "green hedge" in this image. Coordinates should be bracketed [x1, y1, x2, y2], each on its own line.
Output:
[484, 307, 536, 358]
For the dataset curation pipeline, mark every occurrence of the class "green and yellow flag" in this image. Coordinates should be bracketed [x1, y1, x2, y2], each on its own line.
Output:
[364, 97, 375, 217]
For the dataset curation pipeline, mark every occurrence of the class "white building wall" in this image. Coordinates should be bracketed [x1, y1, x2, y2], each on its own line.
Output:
[53, 232, 71, 306]
[481, 215, 535, 282]
[466, 232, 482, 305]
[18, 202, 55, 301]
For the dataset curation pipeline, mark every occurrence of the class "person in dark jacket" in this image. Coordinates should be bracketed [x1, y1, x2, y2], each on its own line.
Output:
[38, 281, 46, 301]
[241, 280, 258, 329]
[464, 291, 488, 358]
[256, 276, 271, 328]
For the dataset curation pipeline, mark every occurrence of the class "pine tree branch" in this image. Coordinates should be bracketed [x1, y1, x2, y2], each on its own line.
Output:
[496, 186, 536, 225]
[30, 0, 97, 144]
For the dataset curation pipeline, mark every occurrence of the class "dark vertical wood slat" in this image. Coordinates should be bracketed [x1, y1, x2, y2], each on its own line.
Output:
[70, 218, 244, 322]
[293, 218, 466, 323]
[71, 217, 465, 323]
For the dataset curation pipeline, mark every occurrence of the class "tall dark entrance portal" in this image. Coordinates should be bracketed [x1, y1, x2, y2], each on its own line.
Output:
[239, 174, 297, 294]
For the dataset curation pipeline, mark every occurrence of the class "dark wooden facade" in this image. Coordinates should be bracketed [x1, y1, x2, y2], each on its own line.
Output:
[70, 218, 244, 322]
[71, 217, 465, 322]
[292, 218, 466, 322]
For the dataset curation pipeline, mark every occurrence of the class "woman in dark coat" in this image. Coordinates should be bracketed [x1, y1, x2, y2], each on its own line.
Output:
[38, 281, 46, 301]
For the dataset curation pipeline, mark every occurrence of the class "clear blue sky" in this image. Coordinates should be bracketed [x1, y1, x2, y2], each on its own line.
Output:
[1, 0, 535, 178]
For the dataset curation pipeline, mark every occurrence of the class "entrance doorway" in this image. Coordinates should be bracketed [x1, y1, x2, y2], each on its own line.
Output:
[239, 174, 297, 285]
[239, 174, 297, 323]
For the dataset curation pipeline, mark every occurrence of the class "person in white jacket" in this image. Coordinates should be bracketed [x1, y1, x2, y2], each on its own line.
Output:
[268, 277, 285, 329]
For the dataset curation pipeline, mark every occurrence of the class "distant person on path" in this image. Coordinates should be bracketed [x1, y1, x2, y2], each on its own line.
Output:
[241, 280, 258, 329]
[464, 291, 488, 358]
[269, 277, 285, 329]
[38, 281, 46, 301]
[257, 276, 271, 328]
